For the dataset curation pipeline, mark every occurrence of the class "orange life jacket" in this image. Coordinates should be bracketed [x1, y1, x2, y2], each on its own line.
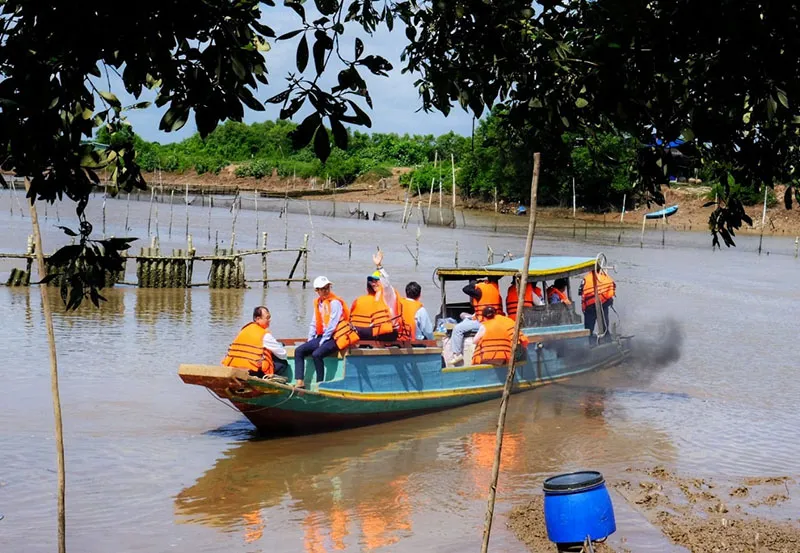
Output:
[547, 286, 572, 305]
[472, 281, 504, 321]
[472, 314, 528, 365]
[581, 272, 616, 311]
[397, 297, 423, 341]
[221, 322, 273, 374]
[314, 293, 360, 350]
[506, 282, 542, 320]
[350, 294, 394, 337]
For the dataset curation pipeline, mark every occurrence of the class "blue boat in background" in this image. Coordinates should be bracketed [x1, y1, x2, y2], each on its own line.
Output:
[644, 204, 679, 219]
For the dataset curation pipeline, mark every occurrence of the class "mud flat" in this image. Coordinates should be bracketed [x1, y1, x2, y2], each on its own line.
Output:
[508, 466, 800, 553]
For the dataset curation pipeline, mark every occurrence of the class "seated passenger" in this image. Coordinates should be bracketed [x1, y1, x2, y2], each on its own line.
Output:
[350, 251, 399, 341]
[222, 305, 287, 378]
[294, 276, 359, 389]
[398, 281, 435, 341]
[547, 277, 572, 305]
[472, 306, 529, 365]
[450, 276, 503, 365]
[506, 276, 544, 320]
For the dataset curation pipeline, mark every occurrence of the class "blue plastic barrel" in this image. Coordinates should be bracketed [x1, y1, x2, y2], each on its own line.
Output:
[542, 471, 616, 545]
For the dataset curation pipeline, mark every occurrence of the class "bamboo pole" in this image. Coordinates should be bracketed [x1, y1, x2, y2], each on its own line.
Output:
[125, 192, 130, 232]
[147, 186, 155, 236]
[11, 177, 26, 217]
[101, 184, 107, 238]
[184, 181, 189, 240]
[261, 232, 268, 287]
[454, 240, 459, 267]
[427, 177, 434, 222]
[254, 189, 259, 248]
[402, 188, 410, 229]
[415, 227, 420, 268]
[186, 235, 194, 288]
[24, 178, 66, 553]
[795, 236, 799, 259]
[620, 193, 627, 223]
[758, 186, 768, 255]
[438, 180, 444, 225]
[640, 216, 646, 248]
[283, 197, 289, 249]
[168, 189, 174, 238]
[230, 190, 239, 249]
[306, 199, 315, 245]
[481, 152, 540, 553]
[451, 153, 457, 228]
[301, 233, 309, 288]
[207, 193, 212, 243]
[572, 177, 577, 218]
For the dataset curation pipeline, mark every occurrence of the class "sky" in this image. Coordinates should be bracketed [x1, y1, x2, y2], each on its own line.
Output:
[119, 8, 477, 144]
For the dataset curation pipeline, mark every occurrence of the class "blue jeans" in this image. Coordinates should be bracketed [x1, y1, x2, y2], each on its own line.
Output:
[451, 318, 481, 355]
[294, 336, 339, 383]
[584, 299, 613, 336]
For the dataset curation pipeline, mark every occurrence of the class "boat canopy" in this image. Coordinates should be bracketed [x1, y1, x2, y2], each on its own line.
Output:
[435, 256, 598, 282]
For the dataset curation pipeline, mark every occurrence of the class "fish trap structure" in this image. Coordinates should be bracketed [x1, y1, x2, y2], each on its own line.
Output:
[1, 234, 309, 289]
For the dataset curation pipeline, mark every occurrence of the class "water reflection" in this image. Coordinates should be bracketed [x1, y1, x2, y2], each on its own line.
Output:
[134, 288, 190, 324]
[209, 289, 245, 324]
[175, 383, 674, 551]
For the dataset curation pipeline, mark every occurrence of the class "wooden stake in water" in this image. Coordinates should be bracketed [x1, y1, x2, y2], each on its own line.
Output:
[306, 199, 315, 245]
[122, 192, 130, 233]
[620, 193, 627, 223]
[11, 178, 26, 217]
[283, 197, 289, 248]
[481, 152, 541, 553]
[254, 189, 259, 248]
[415, 227, 420, 268]
[493, 187, 498, 213]
[24, 178, 66, 553]
[640, 215, 647, 248]
[451, 153, 457, 228]
[427, 177, 435, 222]
[102, 186, 107, 237]
[261, 232, 269, 287]
[147, 186, 155, 236]
[168, 189, 174, 238]
[794, 236, 799, 258]
[758, 186, 768, 255]
[454, 240, 459, 267]
[438, 180, 444, 225]
[230, 191, 239, 248]
[207, 192, 212, 243]
[348, 240, 352, 260]
[184, 182, 189, 240]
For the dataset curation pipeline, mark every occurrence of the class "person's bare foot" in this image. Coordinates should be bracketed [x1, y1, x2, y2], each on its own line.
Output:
[295, 380, 305, 389]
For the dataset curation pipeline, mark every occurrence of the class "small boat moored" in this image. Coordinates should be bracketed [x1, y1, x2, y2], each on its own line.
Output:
[179, 254, 630, 435]
[644, 204, 679, 219]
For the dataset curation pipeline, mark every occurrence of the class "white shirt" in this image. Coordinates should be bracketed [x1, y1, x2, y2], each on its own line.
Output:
[263, 330, 287, 360]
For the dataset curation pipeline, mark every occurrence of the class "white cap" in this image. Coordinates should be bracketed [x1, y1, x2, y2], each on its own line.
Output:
[313, 276, 333, 289]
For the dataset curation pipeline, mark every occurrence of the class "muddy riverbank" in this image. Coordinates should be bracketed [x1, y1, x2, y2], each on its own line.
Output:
[137, 168, 800, 237]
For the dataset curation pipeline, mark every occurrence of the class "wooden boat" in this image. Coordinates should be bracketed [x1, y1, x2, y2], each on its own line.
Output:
[179, 255, 631, 435]
[644, 204, 679, 219]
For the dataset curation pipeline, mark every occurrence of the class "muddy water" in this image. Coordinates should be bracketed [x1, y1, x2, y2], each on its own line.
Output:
[2, 190, 800, 552]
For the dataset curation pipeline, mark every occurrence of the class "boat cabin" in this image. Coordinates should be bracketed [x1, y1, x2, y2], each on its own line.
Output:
[434, 256, 601, 330]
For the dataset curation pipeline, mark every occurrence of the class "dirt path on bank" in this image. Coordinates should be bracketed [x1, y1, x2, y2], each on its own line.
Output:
[508, 466, 800, 553]
[142, 168, 800, 237]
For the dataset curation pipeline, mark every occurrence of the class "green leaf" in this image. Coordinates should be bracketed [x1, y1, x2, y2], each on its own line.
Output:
[99, 91, 121, 108]
[330, 117, 348, 150]
[355, 37, 364, 60]
[297, 34, 309, 72]
[777, 89, 789, 109]
[575, 98, 589, 108]
[681, 127, 694, 141]
[277, 29, 303, 41]
[291, 113, 322, 150]
[314, 124, 331, 163]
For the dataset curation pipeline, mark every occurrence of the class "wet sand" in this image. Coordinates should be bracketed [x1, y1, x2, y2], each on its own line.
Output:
[2, 189, 800, 552]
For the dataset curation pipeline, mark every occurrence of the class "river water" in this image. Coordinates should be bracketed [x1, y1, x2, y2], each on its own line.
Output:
[1, 190, 799, 552]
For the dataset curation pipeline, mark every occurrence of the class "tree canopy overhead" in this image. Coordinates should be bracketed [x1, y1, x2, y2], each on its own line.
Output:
[3, 0, 800, 304]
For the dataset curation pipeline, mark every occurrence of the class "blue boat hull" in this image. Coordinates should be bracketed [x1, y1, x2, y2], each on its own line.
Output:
[181, 330, 630, 435]
[644, 204, 679, 219]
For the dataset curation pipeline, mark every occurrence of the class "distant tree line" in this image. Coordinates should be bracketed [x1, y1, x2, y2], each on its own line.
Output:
[114, 110, 772, 212]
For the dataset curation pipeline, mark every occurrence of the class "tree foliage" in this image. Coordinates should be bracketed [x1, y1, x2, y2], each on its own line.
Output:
[4, 0, 800, 306]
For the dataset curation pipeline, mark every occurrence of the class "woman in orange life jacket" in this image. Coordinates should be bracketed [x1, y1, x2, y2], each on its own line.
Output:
[547, 277, 572, 305]
[294, 276, 359, 389]
[221, 306, 288, 377]
[471, 306, 529, 365]
[505, 275, 544, 321]
[350, 250, 400, 341]
[449, 275, 504, 365]
[579, 270, 616, 339]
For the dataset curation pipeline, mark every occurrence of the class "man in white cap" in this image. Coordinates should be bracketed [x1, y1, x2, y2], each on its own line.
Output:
[293, 275, 357, 388]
